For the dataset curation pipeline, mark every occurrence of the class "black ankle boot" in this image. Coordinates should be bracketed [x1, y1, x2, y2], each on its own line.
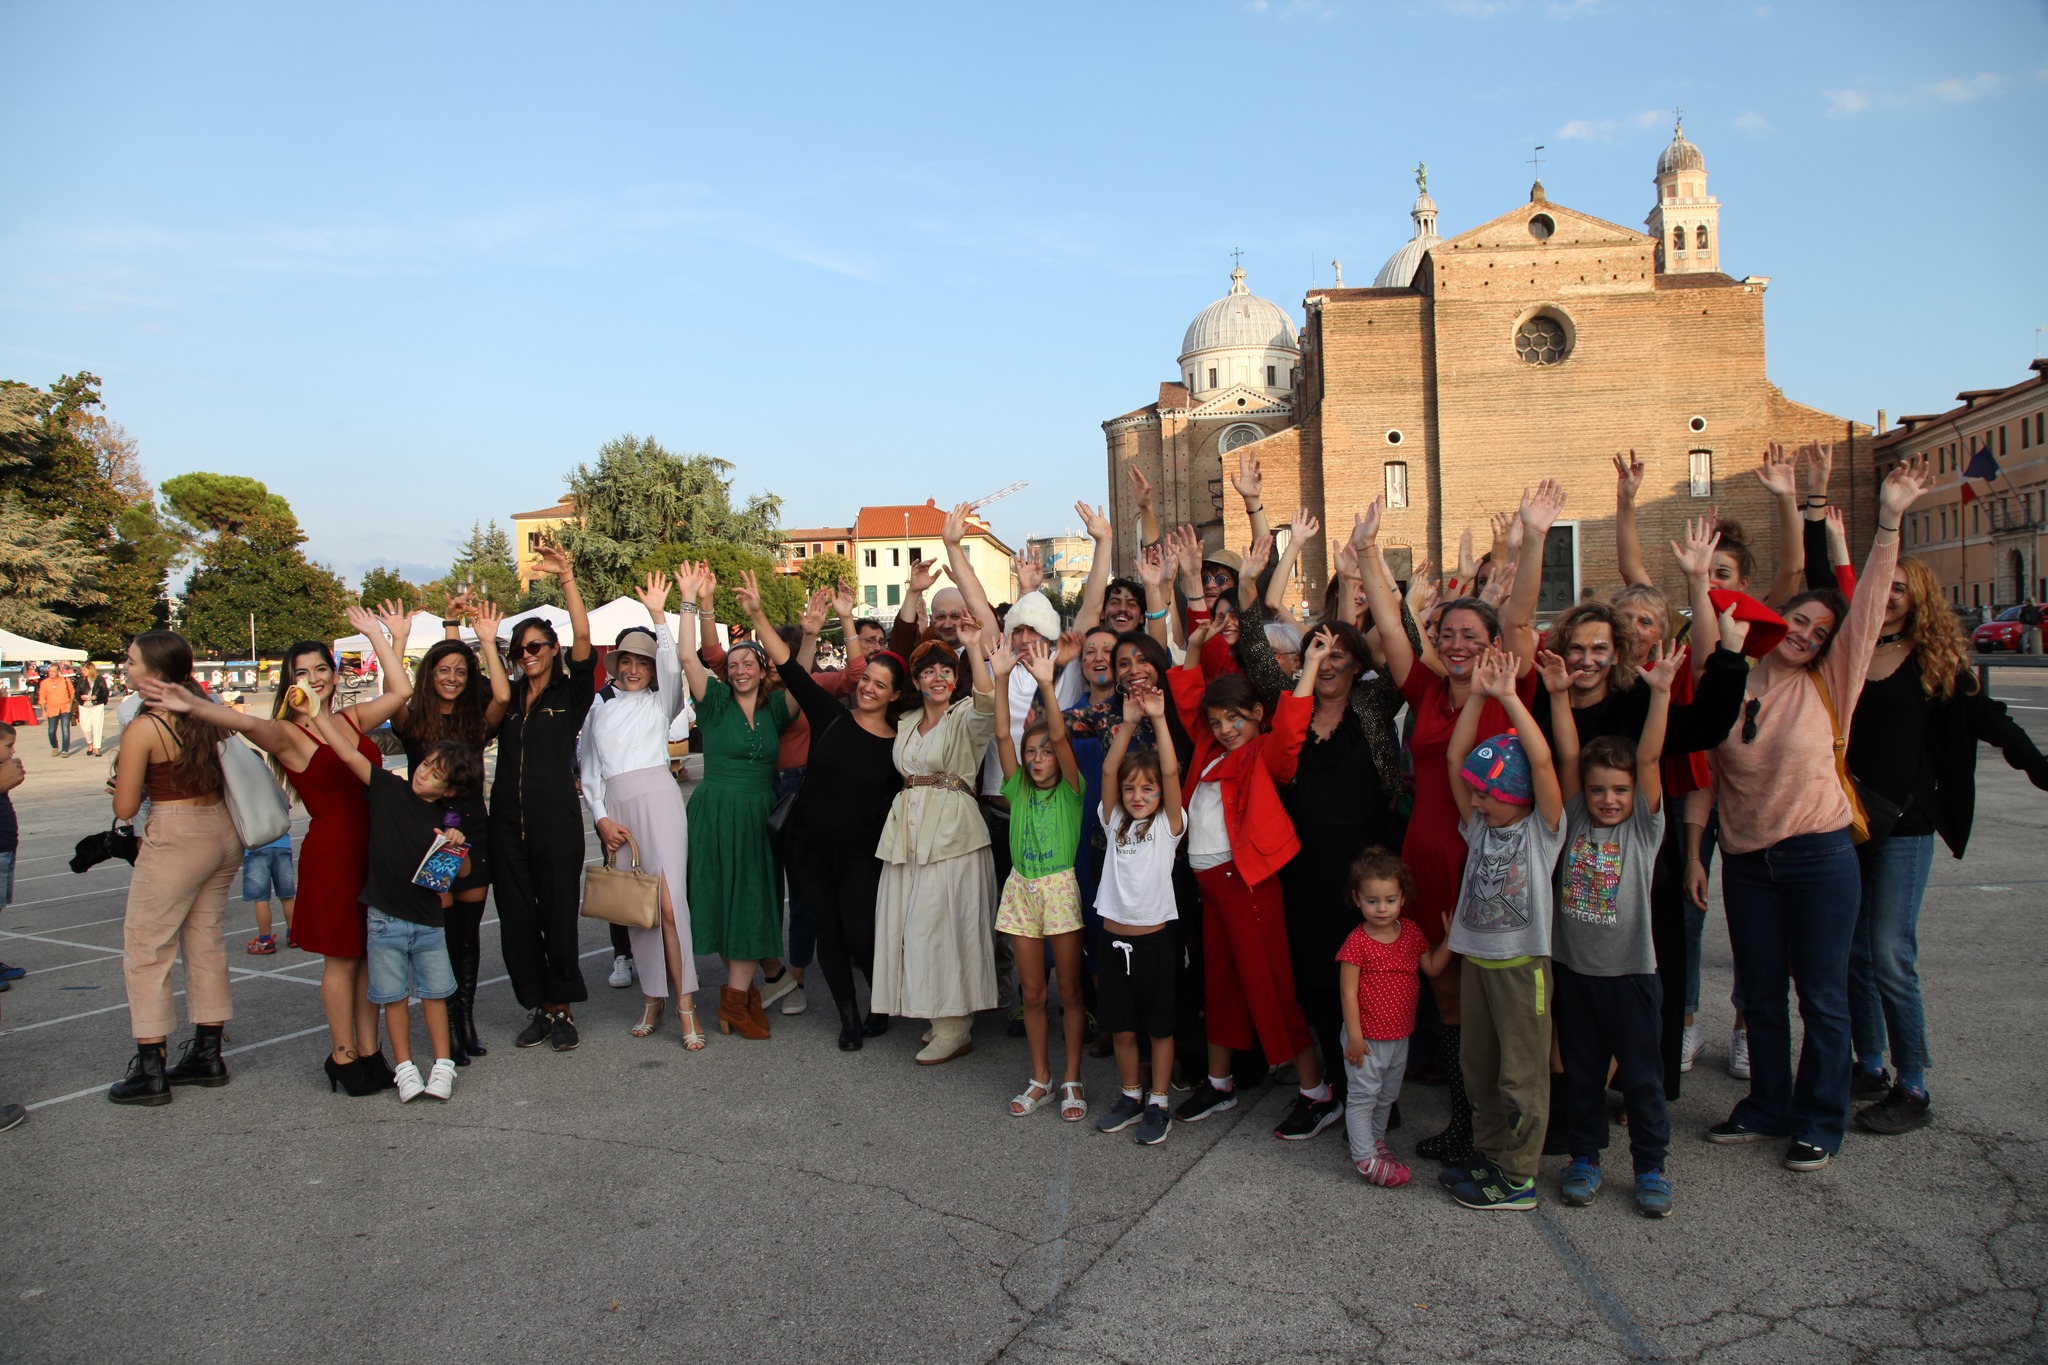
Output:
[164, 1028, 229, 1088]
[836, 999, 863, 1052]
[110, 1043, 171, 1106]
[860, 1011, 890, 1038]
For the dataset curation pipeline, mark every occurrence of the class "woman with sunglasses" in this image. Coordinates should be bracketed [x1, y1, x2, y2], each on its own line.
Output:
[493, 545, 596, 1054]
[388, 597, 511, 1065]
[1842, 555, 2048, 1137]
[1700, 456, 1932, 1173]
[674, 563, 793, 1041]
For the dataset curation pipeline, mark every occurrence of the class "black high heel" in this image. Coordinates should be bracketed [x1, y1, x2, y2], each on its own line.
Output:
[323, 1055, 351, 1093]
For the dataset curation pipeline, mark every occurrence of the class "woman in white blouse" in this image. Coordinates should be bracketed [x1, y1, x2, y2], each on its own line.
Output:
[580, 573, 704, 1049]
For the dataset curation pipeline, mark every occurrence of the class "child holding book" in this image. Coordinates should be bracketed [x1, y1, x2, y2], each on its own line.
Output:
[307, 692, 481, 1102]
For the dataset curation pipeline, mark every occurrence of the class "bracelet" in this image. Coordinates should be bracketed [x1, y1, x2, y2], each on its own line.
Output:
[441, 619, 458, 627]
[1145, 608, 1168, 621]
[1804, 496, 1828, 507]
[678, 603, 700, 614]
[1877, 520, 1899, 533]
[1246, 503, 1263, 514]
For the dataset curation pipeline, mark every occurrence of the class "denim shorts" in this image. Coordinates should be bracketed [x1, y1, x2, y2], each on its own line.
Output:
[0, 849, 13, 907]
[366, 909, 455, 1004]
[241, 847, 297, 903]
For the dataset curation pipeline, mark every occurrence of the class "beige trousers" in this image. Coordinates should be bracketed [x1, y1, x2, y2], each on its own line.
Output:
[123, 801, 241, 1038]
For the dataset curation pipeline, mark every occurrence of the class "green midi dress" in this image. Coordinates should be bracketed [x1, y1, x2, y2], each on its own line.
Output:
[686, 678, 791, 960]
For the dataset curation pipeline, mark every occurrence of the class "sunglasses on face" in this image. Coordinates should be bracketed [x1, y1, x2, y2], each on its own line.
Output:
[1741, 697, 1761, 744]
[518, 640, 553, 657]
[1201, 570, 1234, 586]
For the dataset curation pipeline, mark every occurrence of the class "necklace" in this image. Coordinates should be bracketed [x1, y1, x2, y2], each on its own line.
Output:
[1877, 630, 1909, 647]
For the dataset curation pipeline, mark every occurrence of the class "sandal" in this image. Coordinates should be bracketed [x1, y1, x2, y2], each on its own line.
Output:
[1009, 1078, 1055, 1116]
[1059, 1080, 1088, 1122]
[631, 1000, 664, 1038]
[246, 935, 277, 955]
[678, 1007, 707, 1052]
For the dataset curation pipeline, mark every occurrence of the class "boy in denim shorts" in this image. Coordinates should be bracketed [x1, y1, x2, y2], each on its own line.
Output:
[309, 700, 481, 1102]
[242, 832, 296, 954]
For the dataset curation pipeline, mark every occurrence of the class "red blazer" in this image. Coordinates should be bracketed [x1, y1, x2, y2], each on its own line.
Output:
[1170, 665, 1309, 887]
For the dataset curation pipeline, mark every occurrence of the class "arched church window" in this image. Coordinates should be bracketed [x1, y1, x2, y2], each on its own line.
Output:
[1514, 314, 1569, 366]
[1221, 424, 1262, 453]
[1695, 225, 1709, 251]
[1672, 227, 1685, 253]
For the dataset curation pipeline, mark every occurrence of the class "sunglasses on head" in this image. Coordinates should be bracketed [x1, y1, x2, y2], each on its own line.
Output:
[1741, 697, 1761, 744]
[517, 639, 553, 657]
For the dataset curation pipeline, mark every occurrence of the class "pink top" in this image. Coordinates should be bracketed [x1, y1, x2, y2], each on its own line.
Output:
[1709, 533, 1898, 855]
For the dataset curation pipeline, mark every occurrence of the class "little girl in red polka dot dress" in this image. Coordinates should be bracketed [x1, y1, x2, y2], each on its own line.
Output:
[1336, 848, 1453, 1187]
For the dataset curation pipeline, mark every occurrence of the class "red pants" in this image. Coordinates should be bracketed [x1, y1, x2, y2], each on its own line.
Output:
[1196, 863, 1314, 1066]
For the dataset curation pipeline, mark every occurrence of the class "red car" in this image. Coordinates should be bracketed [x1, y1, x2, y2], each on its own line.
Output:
[1972, 606, 2029, 652]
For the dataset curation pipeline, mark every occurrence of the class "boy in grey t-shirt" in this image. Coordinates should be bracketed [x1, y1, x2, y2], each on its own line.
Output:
[1541, 642, 1680, 1219]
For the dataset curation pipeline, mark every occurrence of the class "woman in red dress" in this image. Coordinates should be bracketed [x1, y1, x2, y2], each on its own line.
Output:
[180, 602, 414, 1094]
[1354, 501, 1539, 1170]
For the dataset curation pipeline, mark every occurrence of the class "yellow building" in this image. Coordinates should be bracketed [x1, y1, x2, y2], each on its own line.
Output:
[852, 501, 1018, 616]
[510, 498, 576, 588]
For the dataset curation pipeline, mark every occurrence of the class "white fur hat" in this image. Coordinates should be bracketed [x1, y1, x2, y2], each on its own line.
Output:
[1002, 591, 1062, 643]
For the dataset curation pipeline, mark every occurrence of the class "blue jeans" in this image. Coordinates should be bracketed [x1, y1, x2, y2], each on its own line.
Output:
[1721, 828, 1860, 1152]
[1849, 833, 1934, 1084]
[366, 909, 455, 1005]
[775, 766, 814, 970]
[46, 712, 71, 752]
[242, 847, 297, 902]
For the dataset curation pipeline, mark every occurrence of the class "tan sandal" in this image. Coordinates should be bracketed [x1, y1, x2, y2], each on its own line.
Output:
[631, 1000, 664, 1038]
[678, 1007, 707, 1052]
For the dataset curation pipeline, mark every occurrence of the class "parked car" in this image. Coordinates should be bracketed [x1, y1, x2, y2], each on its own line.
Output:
[1972, 606, 2028, 652]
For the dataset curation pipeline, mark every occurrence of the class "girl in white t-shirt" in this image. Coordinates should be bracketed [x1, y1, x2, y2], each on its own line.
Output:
[1091, 684, 1186, 1146]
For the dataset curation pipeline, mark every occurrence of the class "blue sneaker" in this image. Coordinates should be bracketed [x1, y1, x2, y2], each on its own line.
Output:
[0, 963, 23, 983]
[1451, 1169, 1537, 1211]
[1634, 1169, 1674, 1218]
[1559, 1157, 1602, 1206]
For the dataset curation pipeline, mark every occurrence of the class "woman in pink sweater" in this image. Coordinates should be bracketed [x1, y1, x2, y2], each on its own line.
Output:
[1702, 455, 1932, 1171]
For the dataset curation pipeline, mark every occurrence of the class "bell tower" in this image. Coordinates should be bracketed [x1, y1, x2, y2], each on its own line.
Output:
[1647, 112, 1720, 275]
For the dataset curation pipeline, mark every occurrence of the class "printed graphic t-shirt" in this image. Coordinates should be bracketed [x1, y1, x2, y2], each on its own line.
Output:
[1553, 794, 1665, 977]
[1447, 808, 1568, 962]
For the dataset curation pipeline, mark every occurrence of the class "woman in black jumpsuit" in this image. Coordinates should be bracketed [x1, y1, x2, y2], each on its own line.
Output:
[491, 546, 596, 1052]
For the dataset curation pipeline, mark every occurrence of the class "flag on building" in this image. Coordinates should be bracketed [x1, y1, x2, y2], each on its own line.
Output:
[1959, 481, 1978, 505]
[1964, 438, 2001, 481]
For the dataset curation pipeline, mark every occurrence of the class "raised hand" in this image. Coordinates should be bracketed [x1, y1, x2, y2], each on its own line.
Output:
[1715, 601, 1750, 654]
[1137, 543, 1171, 590]
[1053, 629, 1081, 670]
[1480, 560, 1517, 610]
[1802, 441, 1835, 498]
[1076, 501, 1112, 543]
[473, 599, 504, 643]
[1232, 451, 1263, 503]
[1639, 639, 1682, 693]
[1136, 684, 1167, 721]
[1332, 533, 1359, 580]
[1405, 558, 1437, 618]
[374, 599, 410, 644]
[832, 578, 857, 619]
[986, 634, 1017, 677]
[1353, 498, 1383, 549]
[907, 555, 942, 596]
[1488, 509, 1516, 561]
[1015, 545, 1045, 596]
[1880, 454, 1933, 519]
[1755, 442, 1798, 498]
[1670, 515, 1721, 580]
[1520, 478, 1567, 537]
[1122, 687, 1146, 726]
[1128, 464, 1154, 510]
[1301, 625, 1335, 672]
[535, 544, 574, 580]
[1613, 450, 1645, 503]
[343, 604, 381, 641]
[1456, 526, 1477, 585]
[137, 676, 194, 713]
[955, 619, 983, 656]
[1185, 613, 1223, 653]
[636, 571, 670, 619]
[1289, 507, 1321, 545]
[1533, 648, 1572, 694]
[1021, 636, 1056, 685]
[672, 561, 706, 605]
[1242, 531, 1274, 585]
[942, 501, 972, 547]
[1472, 645, 1517, 699]
[736, 570, 767, 619]
[800, 587, 830, 635]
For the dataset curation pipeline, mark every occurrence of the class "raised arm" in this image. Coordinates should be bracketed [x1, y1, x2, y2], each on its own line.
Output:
[942, 501, 1001, 637]
[134, 674, 299, 760]
[305, 691, 375, 785]
[1534, 648, 1580, 802]
[471, 600, 512, 731]
[833, 579, 864, 663]
[1265, 509, 1319, 614]
[1355, 503, 1417, 687]
[1129, 464, 1160, 549]
[897, 554, 942, 636]
[1100, 690, 1141, 824]
[1756, 443, 1805, 608]
[336, 600, 415, 732]
[1824, 506, 1855, 595]
[1022, 637, 1082, 792]
[1614, 451, 1653, 587]
[1669, 515, 1722, 677]
[1238, 532, 1273, 613]
[673, 563, 715, 703]
[1445, 684, 1486, 826]
[795, 587, 828, 671]
[1636, 642, 1679, 815]
[1502, 480, 1566, 670]
[1478, 646, 1562, 830]
[1232, 452, 1272, 545]
[1070, 502, 1114, 634]
[1135, 542, 1175, 650]
[988, 635, 1019, 781]
[1142, 687, 1185, 835]
[534, 545, 591, 662]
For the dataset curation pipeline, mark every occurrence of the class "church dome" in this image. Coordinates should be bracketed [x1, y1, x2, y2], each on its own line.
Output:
[1179, 267, 1300, 363]
[1374, 183, 1441, 289]
[1657, 120, 1705, 176]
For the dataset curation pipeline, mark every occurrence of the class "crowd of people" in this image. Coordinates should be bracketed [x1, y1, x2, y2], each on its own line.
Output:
[52, 445, 2048, 1214]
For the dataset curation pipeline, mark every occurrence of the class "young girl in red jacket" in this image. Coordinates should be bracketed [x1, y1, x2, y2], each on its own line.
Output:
[1170, 620, 1342, 1142]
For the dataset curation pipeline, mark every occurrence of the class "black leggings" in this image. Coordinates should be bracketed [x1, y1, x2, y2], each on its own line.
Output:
[786, 853, 882, 1010]
[444, 896, 484, 994]
[491, 826, 589, 1010]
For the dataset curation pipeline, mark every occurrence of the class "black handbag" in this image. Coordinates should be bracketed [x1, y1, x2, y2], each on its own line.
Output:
[72, 821, 139, 873]
[764, 786, 797, 849]
[1852, 778, 1907, 846]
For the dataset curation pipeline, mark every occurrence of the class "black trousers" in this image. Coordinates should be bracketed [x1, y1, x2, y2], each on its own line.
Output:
[492, 824, 589, 1010]
[786, 852, 882, 1010]
[1649, 814, 1691, 1100]
[1280, 840, 1364, 1104]
[445, 897, 484, 996]
[1555, 964, 1671, 1175]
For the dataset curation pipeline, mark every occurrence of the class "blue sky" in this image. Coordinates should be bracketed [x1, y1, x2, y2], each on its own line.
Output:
[4, 2, 2044, 586]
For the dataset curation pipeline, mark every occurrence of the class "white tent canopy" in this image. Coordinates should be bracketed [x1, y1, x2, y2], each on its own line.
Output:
[332, 611, 478, 658]
[0, 629, 88, 663]
[496, 604, 572, 641]
[501, 599, 726, 651]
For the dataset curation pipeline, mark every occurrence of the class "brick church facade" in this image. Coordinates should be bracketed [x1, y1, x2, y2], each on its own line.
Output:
[1104, 122, 1874, 613]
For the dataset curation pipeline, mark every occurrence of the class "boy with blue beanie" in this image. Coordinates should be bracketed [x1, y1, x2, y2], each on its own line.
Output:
[1441, 647, 1567, 1211]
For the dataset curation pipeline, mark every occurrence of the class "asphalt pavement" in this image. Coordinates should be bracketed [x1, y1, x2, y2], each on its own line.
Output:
[0, 683, 2043, 1364]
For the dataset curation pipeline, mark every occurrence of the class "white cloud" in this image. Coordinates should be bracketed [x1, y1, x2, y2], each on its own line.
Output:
[1926, 72, 2005, 102]
[1557, 118, 1616, 141]
[1824, 89, 1869, 117]
[1633, 109, 1667, 130]
[1732, 110, 1772, 134]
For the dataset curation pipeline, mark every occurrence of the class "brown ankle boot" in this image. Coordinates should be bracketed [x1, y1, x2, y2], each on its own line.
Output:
[719, 986, 768, 1040]
[745, 983, 771, 1036]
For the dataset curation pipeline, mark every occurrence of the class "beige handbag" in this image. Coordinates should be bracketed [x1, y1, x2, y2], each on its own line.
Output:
[580, 833, 661, 930]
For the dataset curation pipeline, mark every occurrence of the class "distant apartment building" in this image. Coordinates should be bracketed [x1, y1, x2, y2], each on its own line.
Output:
[852, 500, 1018, 616]
[776, 526, 855, 575]
[510, 497, 576, 587]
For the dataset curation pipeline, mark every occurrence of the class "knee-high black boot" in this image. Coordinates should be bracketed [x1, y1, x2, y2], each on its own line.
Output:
[1416, 1025, 1478, 1164]
[448, 909, 485, 1061]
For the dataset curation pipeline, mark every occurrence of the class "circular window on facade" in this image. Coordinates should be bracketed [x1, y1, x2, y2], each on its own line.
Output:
[1515, 314, 1569, 366]
[1221, 424, 1262, 453]
[1529, 213, 1555, 241]
[1688, 415, 1707, 434]
[1386, 429, 1404, 446]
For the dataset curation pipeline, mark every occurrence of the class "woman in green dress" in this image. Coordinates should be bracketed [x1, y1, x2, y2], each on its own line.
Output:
[674, 562, 792, 1041]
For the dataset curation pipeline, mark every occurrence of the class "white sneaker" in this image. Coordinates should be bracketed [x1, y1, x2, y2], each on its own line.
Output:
[608, 955, 634, 989]
[1680, 1023, 1702, 1073]
[780, 985, 808, 1016]
[1727, 1027, 1751, 1081]
[424, 1058, 456, 1100]
[394, 1060, 425, 1102]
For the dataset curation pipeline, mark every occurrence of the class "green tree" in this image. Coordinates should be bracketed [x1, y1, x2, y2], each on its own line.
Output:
[797, 551, 858, 596]
[630, 542, 804, 627]
[360, 565, 434, 610]
[182, 528, 352, 654]
[71, 501, 176, 656]
[553, 435, 782, 600]
[436, 519, 521, 608]
[161, 472, 297, 540]
[0, 496, 108, 638]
